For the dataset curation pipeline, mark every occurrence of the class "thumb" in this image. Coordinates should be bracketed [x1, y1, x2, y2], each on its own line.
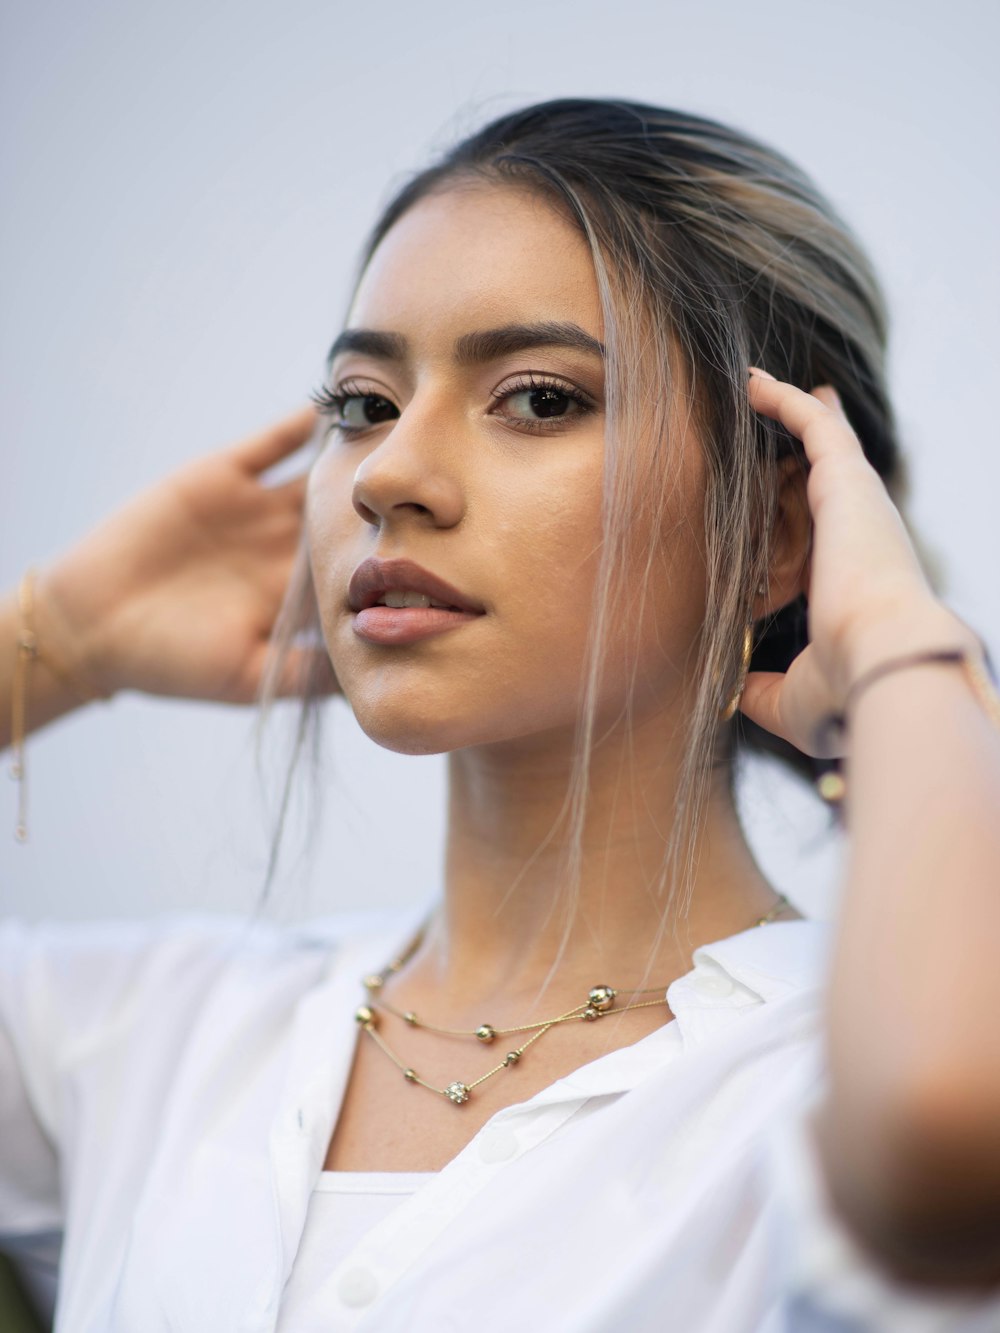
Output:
[739, 665, 846, 759]
[737, 671, 789, 742]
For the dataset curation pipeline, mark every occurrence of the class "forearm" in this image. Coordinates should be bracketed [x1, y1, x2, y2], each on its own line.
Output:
[818, 600, 1000, 1282]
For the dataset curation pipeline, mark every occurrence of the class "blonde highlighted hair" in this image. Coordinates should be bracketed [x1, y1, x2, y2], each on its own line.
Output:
[254, 98, 939, 994]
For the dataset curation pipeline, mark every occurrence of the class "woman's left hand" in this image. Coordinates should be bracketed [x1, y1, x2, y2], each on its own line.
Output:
[737, 370, 978, 757]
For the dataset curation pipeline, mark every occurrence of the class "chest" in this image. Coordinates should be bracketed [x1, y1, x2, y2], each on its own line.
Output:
[324, 1004, 673, 1173]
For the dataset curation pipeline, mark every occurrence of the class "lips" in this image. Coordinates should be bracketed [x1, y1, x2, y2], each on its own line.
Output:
[347, 557, 485, 615]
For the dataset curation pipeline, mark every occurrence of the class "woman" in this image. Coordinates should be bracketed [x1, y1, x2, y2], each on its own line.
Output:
[2, 98, 999, 1330]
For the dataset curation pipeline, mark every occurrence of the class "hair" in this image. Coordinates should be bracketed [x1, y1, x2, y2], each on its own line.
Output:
[253, 97, 940, 996]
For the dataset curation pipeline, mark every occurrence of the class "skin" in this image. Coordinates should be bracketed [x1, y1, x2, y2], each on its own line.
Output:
[305, 182, 808, 1029]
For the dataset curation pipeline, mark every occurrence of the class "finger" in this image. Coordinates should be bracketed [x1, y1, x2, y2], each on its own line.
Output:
[234, 406, 319, 475]
[269, 471, 309, 509]
[739, 669, 845, 759]
[747, 372, 865, 469]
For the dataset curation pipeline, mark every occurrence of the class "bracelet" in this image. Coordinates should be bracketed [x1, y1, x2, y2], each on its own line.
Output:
[812, 641, 1000, 798]
[10, 567, 111, 842]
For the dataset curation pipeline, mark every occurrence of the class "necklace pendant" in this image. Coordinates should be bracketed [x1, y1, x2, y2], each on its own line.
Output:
[581, 1005, 601, 1021]
[588, 985, 616, 1011]
[502, 1051, 521, 1067]
[475, 1024, 496, 1043]
[445, 1081, 471, 1105]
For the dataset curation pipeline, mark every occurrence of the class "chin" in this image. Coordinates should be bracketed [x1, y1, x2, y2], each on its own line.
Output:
[343, 686, 482, 756]
[350, 693, 587, 763]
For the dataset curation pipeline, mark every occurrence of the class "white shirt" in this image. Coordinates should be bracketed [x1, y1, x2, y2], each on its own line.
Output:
[2, 897, 999, 1331]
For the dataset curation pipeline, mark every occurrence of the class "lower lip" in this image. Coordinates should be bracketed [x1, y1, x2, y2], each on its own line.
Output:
[353, 606, 484, 645]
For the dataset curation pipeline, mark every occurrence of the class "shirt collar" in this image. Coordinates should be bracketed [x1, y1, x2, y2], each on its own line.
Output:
[669, 917, 832, 1042]
[517, 922, 832, 1109]
[692, 917, 834, 1003]
[553, 918, 832, 1102]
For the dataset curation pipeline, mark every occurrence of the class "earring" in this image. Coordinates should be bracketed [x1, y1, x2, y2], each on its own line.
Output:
[816, 767, 846, 804]
[717, 583, 767, 721]
[717, 582, 768, 720]
[718, 624, 753, 721]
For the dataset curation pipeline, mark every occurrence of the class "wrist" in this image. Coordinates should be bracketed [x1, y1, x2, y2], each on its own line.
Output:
[33, 561, 119, 701]
[840, 598, 984, 698]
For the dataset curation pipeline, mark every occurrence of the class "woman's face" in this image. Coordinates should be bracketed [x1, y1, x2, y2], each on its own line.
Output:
[306, 182, 708, 756]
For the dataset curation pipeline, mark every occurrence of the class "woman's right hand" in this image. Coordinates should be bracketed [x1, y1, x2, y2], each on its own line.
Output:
[33, 407, 339, 705]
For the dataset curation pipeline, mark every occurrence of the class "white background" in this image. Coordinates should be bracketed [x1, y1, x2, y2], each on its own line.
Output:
[2, 0, 996, 926]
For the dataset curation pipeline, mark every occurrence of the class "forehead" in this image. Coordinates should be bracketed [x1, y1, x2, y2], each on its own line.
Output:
[347, 183, 603, 342]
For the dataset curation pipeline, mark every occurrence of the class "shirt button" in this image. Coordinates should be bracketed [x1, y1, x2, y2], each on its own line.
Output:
[338, 1267, 380, 1307]
[478, 1125, 519, 1163]
[693, 972, 735, 998]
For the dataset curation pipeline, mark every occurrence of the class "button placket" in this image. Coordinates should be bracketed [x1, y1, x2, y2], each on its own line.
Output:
[337, 1266, 380, 1307]
[693, 971, 736, 998]
[477, 1125, 520, 1163]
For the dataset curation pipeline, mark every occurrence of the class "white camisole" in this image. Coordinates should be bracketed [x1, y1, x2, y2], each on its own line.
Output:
[276, 1169, 437, 1326]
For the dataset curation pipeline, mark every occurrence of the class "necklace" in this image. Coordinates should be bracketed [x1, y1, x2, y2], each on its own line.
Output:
[354, 893, 791, 1107]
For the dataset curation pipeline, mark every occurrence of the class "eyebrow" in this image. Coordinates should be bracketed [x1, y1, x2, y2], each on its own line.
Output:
[325, 321, 606, 369]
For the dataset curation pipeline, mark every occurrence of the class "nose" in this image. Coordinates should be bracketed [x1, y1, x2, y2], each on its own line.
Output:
[351, 397, 464, 531]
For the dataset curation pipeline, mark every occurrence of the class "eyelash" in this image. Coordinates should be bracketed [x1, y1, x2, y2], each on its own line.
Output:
[309, 380, 393, 433]
[308, 373, 595, 437]
[490, 373, 595, 433]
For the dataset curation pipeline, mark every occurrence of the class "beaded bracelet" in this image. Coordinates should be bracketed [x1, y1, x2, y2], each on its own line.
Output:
[813, 642, 1000, 804]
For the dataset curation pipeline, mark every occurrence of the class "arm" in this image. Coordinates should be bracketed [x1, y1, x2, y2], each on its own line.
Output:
[740, 372, 1000, 1289]
[818, 606, 1000, 1288]
[2, 407, 338, 753]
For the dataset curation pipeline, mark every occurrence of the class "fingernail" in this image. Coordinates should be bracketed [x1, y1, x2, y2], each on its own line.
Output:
[748, 366, 776, 381]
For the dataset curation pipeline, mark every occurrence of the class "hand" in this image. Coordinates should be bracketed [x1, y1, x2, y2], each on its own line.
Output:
[36, 408, 339, 704]
[738, 371, 976, 757]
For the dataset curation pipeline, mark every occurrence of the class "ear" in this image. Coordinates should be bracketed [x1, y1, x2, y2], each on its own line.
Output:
[754, 454, 812, 619]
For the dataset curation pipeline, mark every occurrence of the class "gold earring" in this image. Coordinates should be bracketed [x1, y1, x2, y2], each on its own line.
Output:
[716, 583, 766, 721]
[718, 623, 754, 721]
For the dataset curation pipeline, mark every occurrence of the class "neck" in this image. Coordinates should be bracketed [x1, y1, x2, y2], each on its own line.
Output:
[392, 711, 785, 1022]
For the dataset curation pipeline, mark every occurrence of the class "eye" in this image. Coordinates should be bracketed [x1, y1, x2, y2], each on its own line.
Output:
[340, 394, 398, 430]
[309, 380, 399, 434]
[507, 386, 576, 419]
[491, 374, 594, 433]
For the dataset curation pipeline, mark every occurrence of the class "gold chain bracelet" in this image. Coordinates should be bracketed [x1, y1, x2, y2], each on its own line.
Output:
[10, 567, 110, 841]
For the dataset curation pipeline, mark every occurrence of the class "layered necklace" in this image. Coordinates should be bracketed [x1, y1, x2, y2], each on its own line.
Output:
[354, 894, 791, 1107]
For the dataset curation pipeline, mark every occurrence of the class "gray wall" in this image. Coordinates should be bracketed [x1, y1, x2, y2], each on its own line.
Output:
[2, 0, 996, 926]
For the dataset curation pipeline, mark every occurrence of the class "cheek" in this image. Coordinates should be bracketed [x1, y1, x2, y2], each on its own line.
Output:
[487, 463, 604, 637]
[624, 504, 710, 705]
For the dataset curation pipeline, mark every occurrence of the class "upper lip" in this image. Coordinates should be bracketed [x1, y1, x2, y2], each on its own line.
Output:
[348, 557, 486, 614]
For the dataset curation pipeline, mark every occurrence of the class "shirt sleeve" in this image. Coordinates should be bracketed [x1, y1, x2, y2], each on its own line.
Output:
[0, 917, 78, 1241]
[0, 912, 259, 1245]
[767, 1097, 1000, 1331]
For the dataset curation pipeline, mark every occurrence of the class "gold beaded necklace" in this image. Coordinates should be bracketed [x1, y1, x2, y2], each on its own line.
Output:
[354, 893, 791, 1107]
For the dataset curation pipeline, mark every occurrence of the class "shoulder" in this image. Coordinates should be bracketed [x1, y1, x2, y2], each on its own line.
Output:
[0, 899, 422, 968]
[0, 900, 426, 1057]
